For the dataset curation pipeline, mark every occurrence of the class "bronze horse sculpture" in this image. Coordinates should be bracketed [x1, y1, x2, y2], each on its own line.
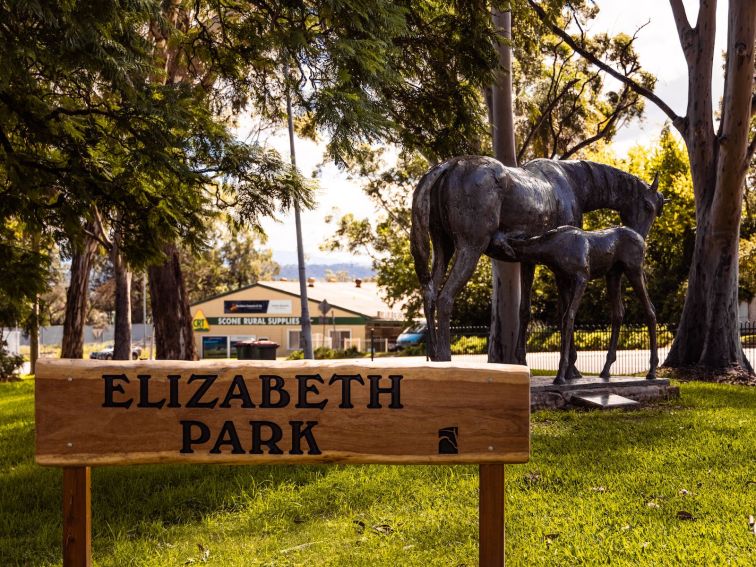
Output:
[489, 226, 658, 383]
[411, 155, 663, 364]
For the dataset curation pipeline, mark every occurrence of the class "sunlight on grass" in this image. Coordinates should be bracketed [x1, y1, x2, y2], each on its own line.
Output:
[1, 378, 754, 565]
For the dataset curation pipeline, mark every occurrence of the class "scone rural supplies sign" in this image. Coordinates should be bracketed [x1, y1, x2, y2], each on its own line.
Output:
[35, 359, 530, 466]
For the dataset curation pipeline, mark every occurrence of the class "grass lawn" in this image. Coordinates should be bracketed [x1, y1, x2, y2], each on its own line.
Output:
[1, 377, 754, 566]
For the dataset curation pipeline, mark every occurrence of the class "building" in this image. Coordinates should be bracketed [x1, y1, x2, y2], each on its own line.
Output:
[189, 280, 407, 358]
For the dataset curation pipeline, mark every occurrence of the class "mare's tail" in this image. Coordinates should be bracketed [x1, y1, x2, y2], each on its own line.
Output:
[410, 162, 451, 286]
[410, 161, 452, 360]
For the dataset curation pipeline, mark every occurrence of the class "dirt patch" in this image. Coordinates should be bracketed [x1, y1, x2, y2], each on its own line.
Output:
[657, 365, 756, 386]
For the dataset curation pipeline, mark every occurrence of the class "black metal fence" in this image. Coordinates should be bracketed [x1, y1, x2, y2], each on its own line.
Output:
[446, 320, 756, 375]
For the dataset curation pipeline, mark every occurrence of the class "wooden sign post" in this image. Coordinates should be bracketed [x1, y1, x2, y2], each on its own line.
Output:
[36, 359, 529, 566]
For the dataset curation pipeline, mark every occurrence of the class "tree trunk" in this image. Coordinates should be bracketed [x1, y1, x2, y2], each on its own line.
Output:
[488, 5, 521, 364]
[112, 236, 132, 360]
[148, 244, 196, 360]
[61, 235, 98, 359]
[664, 0, 755, 373]
[146, 2, 196, 361]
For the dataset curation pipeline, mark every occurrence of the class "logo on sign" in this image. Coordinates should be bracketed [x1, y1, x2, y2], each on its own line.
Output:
[438, 427, 459, 454]
[224, 300, 293, 314]
[192, 310, 210, 332]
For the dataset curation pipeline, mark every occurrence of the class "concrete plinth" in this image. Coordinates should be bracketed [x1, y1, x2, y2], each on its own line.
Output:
[530, 375, 679, 411]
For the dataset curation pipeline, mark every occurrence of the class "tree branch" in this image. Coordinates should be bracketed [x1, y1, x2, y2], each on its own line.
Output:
[91, 205, 113, 250]
[527, 0, 685, 132]
[668, 0, 692, 45]
[517, 78, 579, 162]
[0, 125, 15, 155]
[560, 90, 631, 159]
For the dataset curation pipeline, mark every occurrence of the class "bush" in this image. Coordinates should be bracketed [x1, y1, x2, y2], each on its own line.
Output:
[286, 346, 364, 360]
[287, 349, 304, 360]
[450, 335, 487, 355]
[526, 325, 676, 352]
[0, 341, 24, 381]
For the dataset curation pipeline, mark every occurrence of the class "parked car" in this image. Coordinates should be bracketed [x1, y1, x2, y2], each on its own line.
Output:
[393, 322, 428, 350]
[90, 345, 142, 360]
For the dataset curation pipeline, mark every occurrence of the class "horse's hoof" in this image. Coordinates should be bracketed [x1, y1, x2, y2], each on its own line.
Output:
[599, 371, 610, 379]
[646, 373, 656, 380]
[552, 376, 566, 385]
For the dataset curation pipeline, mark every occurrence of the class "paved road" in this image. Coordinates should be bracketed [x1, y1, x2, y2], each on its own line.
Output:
[19, 347, 754, 376]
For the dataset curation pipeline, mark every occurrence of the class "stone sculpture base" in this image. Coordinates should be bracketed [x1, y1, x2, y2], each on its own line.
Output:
[530, 376, 678, 411]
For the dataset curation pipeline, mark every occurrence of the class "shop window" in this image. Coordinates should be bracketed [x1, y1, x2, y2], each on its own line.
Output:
[329, 329, 352, 350]
[202, 336, 228, 359]
[287, 329, 303, 351]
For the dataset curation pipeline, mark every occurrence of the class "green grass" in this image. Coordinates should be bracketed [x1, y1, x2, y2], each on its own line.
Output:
[1, 378, 754, 566]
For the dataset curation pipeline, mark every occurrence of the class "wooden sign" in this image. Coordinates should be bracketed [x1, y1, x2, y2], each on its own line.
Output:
[35, 359, 529, 467]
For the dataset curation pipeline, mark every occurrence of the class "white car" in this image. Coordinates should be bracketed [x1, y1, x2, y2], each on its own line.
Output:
[90, 345, 141, 360]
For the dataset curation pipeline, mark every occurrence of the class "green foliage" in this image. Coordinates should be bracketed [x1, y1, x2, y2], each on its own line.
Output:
[0, 223, 49, 331]
[451, 335, 487, 355]
[527, 325, 676, 353]
[181, 222, 280, 304]
[739, 234, 756, 301]
[0, 341, 24, 381]
[0, 0, 312, 290]
[286, 346, 364, 360]
[512, 1, 654, 162]
[2, 379, 755, 564]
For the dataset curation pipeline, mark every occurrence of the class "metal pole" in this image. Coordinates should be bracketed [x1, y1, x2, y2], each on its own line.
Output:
[30, 230, 39, 373]
[142, 272, 147, 352]
[285, 65, 313, 359]
[371, 327, 375, 361]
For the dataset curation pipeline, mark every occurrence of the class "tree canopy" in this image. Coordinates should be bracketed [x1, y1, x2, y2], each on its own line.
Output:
[0, 0, 312, 343]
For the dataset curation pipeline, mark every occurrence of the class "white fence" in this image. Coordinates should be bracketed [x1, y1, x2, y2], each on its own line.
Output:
[1, 329, 21, 354]
[11, 324, 154, 346]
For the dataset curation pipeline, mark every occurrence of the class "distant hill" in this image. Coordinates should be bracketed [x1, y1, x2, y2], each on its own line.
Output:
[278, 263, 375, 281]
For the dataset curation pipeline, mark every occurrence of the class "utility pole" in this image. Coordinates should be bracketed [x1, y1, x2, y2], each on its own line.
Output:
[285, 65, 314, 359]
[142, 272, 148, 354]
[30, 230, 40, 374]
[481, 6, 519, 567]
[488, 4, 520, 365]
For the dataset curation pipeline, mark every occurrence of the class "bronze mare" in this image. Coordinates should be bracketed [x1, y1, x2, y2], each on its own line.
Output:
[489, 226, 658, 384]
[410, 155, 663, 362]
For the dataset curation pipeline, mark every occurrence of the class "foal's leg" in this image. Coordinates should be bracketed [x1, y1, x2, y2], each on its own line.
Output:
[556, 274, 581, 380]
[425, 233, 454, 360]
[516, 262, 535, 365]
[435, 247, 482, 361]
[600, 269, 625, 379]
[556, 274, 588, 385]
[626, 268, 658, 379]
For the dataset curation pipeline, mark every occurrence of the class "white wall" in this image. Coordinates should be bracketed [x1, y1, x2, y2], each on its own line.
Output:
[740, 299, 756, 322]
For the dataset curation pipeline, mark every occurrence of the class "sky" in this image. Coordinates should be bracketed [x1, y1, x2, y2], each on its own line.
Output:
[243, 0, 728, 266]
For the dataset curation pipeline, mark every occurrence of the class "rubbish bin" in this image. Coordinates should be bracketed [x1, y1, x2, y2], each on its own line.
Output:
[237, 339, 279, 360]
[236, 340, 258, 360]
[252, 340, 279, 360]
